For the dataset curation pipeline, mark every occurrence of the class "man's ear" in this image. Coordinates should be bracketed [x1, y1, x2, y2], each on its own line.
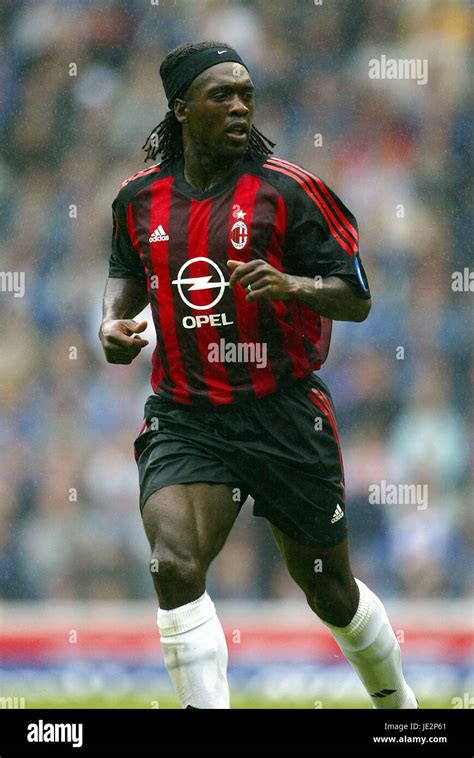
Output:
[174, 98, 188, 124]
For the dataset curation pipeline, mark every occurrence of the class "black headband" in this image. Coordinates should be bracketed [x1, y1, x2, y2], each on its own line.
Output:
[161, 46, 248, 108]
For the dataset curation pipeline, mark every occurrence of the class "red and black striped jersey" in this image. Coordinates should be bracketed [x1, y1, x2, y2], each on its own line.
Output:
[109, 154, 370, 406]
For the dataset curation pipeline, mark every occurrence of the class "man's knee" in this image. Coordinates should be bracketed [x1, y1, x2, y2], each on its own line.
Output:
[305, 573, 359, 627]
[149, 548, 205, 607]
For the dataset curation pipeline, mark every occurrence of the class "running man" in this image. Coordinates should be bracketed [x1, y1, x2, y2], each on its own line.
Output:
[99, 41, 418, 710]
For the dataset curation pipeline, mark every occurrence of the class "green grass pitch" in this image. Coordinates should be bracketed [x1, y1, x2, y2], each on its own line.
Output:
[24, 694, 448, 709]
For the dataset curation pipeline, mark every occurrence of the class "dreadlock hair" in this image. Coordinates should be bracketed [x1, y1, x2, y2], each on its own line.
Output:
[142, 41, 275, 163]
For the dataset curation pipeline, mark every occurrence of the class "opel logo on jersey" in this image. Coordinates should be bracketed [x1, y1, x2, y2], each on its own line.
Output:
[230, 220, 248, 250]
[172, 257, 229, 310]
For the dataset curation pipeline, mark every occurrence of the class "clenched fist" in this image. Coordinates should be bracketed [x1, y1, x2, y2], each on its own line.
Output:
[99, 319, 149, 364]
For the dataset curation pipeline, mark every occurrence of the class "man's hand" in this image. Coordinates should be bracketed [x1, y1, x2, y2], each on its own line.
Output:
[99, 319, 149, 364]
[227, 259, 296, 302]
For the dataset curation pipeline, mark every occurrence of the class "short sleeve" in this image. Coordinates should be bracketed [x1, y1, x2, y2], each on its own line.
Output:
[285, 176, 371, 299]
[108, 196, 146, 280]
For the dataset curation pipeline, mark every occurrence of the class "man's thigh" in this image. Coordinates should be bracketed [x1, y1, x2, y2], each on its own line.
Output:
[142, 482, 242, 569]
[270, 524, 353, 588]
[270, 525, 359, 625]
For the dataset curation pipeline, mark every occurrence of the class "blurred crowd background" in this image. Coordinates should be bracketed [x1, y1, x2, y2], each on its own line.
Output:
[1, 0, 472, 604]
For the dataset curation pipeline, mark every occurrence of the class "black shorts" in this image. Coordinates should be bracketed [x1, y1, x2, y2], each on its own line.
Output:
[133, 373, 347, 549]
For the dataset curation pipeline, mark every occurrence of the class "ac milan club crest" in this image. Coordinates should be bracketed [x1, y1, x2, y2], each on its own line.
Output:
[230, 220, 248, 249]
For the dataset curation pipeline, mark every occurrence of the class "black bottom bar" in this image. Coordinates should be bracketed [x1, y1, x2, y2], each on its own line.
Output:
[0, 708, 470, 756]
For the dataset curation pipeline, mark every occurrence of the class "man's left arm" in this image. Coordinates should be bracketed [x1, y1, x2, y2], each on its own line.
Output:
[287, 271, 371, 322]
[229, 173, 372, 322]
[227, 260, 371, 322]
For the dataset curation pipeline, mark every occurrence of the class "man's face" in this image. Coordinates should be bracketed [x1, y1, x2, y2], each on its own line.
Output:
[175, 62, 255, 161]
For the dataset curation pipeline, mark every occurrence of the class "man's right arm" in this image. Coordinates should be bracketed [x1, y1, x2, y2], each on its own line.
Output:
[99, 277, 150, 364]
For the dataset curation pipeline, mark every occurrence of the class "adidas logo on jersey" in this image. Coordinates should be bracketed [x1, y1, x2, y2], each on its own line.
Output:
[149, 224, 169, 242]
[331, 504, 344, 524]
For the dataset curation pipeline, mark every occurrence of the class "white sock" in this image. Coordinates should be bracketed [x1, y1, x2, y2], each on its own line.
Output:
[323, 579, 418, 709]
[157, 591, 230, 709]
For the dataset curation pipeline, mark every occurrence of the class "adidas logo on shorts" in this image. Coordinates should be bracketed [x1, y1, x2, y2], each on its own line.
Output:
[331, 503, 344, 524]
